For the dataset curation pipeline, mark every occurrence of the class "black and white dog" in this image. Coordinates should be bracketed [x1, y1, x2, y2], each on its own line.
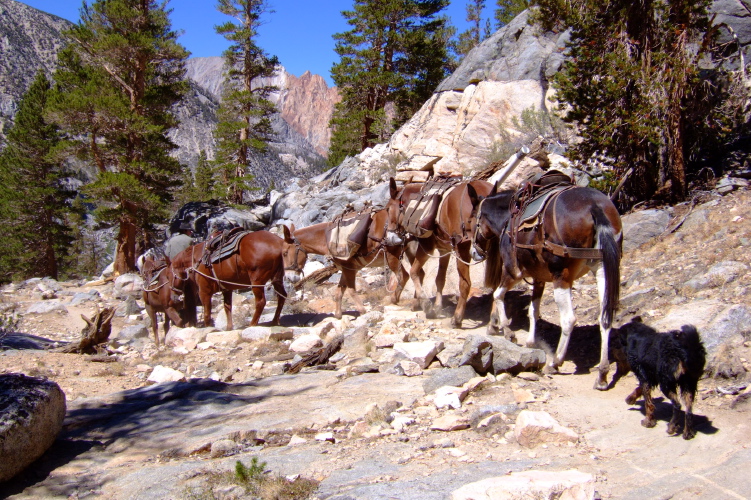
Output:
[616, 317, 707, 440]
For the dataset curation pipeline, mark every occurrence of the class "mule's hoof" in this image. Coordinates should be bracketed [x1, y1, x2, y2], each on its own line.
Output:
[593, 379, 609, 391]
[641, 418, 656, 428]
[525, 340, 537, 348]
[542, 365, 558, 375]
[451, 317, 462, 329]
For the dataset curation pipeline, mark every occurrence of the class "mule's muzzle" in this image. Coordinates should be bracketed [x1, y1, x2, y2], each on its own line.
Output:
[383, 231, 403, 246]
[470, 247, 486, 262]
[285, 269, 303, 284]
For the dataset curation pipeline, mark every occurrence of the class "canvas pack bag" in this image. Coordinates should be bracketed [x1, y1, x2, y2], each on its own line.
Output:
[326, 210, 372, 259]
[402, 176, 463, 238]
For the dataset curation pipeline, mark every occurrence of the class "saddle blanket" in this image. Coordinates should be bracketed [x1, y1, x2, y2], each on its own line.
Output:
[403, 176, 463, 238]
[326, 210, 371, 259]
[203, 228, 252, 265]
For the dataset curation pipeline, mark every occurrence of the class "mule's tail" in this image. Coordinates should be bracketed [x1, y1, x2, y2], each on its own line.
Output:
[593, 205, 621, 328]
[484, 236, 502, 289]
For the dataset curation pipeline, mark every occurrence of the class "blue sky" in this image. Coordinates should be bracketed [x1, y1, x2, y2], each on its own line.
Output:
[20, 0, 494, 87]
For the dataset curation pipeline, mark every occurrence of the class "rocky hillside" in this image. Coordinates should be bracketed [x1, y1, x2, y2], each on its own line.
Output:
[0, 0, 71, 142]
[0, 0, 333, 189]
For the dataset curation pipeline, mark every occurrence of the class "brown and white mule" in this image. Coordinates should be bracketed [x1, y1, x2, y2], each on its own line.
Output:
[284, 207, 409, 319]
[469, 183, 622, 390]
[384, 177, 493, 328]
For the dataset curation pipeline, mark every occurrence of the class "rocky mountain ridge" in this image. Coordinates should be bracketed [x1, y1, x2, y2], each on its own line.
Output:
[0, 0, 335, 189]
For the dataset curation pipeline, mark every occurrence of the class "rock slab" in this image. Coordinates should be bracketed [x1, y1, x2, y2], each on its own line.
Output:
[0, 374, 67, 482]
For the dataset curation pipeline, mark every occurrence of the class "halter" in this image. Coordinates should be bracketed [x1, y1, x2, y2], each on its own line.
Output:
[284, 237, 306, 275]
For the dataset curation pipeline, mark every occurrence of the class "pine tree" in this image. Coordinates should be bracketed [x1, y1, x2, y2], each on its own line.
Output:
[0, 71, 73, 282]
[328, 0, 451, 166]
[533, 0, 720, 204]
[494, 0, 528, 28]
[48, 0, 189, 274]
[454, 0, 486, 58]
[213, 0, 279, 205]
[193, 150, 215, 199]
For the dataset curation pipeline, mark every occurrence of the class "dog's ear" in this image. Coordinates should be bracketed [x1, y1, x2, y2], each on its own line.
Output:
[631, 315, 643, 324]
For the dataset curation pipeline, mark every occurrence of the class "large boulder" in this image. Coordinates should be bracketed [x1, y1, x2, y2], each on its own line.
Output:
[0, 374, 66, 483]
[460, 334, 546, 375]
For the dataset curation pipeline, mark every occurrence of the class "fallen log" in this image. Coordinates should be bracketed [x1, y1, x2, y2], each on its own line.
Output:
[286, 333, 344, 374]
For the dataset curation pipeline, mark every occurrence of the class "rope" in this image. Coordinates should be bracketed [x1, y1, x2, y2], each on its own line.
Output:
[189, 266, 288, 300]
[143, 281, 167, 293]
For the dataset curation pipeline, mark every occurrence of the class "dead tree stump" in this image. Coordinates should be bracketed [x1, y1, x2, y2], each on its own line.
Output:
[58, 307, 116, 354]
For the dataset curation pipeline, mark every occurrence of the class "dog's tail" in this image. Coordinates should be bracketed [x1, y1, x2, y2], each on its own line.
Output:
[673, 325, 707, 374]
[592, 205, 621, 329]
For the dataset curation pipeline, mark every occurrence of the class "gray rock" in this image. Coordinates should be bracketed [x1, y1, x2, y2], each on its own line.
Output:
[118, 324, 150, 342]
[69, 290, 100, 305]
[0, 374, 67, 483]
[25, 300, 68, 315]
[460, 334, 546, 375]
[621, 209, 670, 252]
[703, 304, 751, 354]
[115, 295, 141, 317]
[684, 261, 748, 291]
[113, 273, 144, 300]
[422, 366, 479, 395]
[437, 10, 569, 92]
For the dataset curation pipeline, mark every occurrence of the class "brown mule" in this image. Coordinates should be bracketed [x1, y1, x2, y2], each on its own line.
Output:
[170, 229, 305, 330]
[286, 207, 409, 319]
[140, 252, 194, 347]
[469, 184, 622, 390]
[384, 177, 493, 328]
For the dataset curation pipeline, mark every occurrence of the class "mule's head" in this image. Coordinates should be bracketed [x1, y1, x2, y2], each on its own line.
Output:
[282, 224, 307, 283]
[383, 177, 406, 246]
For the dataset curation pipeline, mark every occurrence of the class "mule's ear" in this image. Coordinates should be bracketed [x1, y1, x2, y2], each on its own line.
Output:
[164, 255, 172, 266]
[467, 183, 480, 209]
[389, 177, 398, 200]
[491, 180, 499, 196]
[282, 224, 294, 243]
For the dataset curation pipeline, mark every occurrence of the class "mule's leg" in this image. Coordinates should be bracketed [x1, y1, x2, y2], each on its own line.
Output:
[145, 302, 160, 347]
[547, 283, 576, 374]
[409, 247, 433, 316]
[593, 262, 612, 390]
[525, 280, 545, 346]
[489, 273, 518, 336]
[387, 253, 409, 305]
[333, 272, 346, 319]
[681, 387, 697, 440]
[198, 282, 214, 327]
[248, 284, 266, 326]
[270, 279, 287, 326]
[344, 269, 367, 316]
[450, 243, 474, 328]
[434, 252, 451, 318]
[641, 384, 657, 428]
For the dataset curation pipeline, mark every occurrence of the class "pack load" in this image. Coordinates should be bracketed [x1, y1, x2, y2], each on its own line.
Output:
[326, 207, 372, 259]
[402, 175, 463, 238]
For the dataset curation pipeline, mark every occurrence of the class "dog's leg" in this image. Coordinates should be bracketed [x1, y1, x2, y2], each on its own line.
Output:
[625, 385, 642, 405]
[641, 384, 657, 428]
[682, 388, 697, 440]
[665, 390, 683, 436]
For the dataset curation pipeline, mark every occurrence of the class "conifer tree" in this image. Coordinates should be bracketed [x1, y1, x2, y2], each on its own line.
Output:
[494, 0, 528, 28]
[48, 0, 189, 274]
[0, 72, 73, 282]
[328, 0, 451, 166]
[213, 0, 279, 204]
[193, 150, 215, 199]
[533, 0, 720, 204]
[454, 0, 488, 58]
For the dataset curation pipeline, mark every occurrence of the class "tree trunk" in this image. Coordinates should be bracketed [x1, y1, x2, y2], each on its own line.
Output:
[114, 217, 137, 275]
